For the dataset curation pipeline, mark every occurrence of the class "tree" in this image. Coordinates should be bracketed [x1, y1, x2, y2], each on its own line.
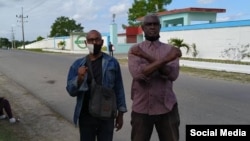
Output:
[0, 38, 11, 48]
[49, 16, 84, 37]
[128, 0, 172, 26]
[128, 0, 147, 26]
[122, 24, 128, 30]
[168, 38, 190, 54]
[36, 36, 44, 41]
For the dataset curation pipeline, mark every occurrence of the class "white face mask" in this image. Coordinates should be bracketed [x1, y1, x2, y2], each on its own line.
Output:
[86, 43, 94, 54]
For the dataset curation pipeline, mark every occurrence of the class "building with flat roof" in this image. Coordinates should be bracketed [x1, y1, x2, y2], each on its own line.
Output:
[138, 7, 226, 27]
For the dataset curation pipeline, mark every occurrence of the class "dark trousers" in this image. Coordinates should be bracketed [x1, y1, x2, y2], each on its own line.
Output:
[131, 104, 180, 141]
[0, 97, 13, 118]
[79, 114, 115, 141]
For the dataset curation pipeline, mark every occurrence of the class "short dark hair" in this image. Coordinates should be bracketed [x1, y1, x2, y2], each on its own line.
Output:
[86, 30, 102, 39]
[142, 13, 160, 25]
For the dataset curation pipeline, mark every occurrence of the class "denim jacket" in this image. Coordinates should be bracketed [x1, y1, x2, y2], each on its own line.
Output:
[66, 53, 127, 125]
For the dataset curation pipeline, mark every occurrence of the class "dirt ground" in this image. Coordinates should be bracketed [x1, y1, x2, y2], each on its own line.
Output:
[0, 72, 79, 141]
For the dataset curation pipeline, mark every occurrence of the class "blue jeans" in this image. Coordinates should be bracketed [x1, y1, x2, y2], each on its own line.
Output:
[131, 103, 180, 141]
[79, 114, 114, 141]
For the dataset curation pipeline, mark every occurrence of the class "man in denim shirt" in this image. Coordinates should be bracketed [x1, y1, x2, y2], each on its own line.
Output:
[66, 30, 127, 141]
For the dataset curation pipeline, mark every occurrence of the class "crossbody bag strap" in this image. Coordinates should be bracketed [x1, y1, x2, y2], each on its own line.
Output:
[86, 55, 96, 84]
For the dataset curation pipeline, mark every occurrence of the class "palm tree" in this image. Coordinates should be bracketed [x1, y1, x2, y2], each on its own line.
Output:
[168, 38, 190, 54]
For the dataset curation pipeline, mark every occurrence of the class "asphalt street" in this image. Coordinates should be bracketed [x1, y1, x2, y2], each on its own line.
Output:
[0, 49, 250, 141]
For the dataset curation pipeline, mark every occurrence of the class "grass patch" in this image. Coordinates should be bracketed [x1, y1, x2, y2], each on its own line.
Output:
[24, 48, 43, 52]
[0, 122, 20, 141]
[117, 58, 128, 65]
[25, 48, 60, 54]
[182, 57, 250, 65]
[180, 66, 250, 83]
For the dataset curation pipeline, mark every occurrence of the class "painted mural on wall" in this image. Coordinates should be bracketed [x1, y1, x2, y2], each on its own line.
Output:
[70, 32, 108, 52]
[71, 33, 87, 51]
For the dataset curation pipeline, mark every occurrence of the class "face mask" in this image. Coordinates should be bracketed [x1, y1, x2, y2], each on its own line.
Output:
[86, 43, 102, 55]
[145, 34, 160, 42]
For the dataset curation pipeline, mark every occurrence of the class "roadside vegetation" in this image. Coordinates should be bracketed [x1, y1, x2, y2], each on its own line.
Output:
[0, 122, 21, 141]
[180, 66, 250, 83]
[181, 57, 250, 65]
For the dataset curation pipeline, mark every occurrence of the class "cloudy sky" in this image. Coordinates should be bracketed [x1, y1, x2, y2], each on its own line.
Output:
[0, 0, 249, 41]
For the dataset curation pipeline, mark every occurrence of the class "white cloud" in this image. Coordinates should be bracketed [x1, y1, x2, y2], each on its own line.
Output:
[61, 1, 74, 11]
[109, 3, 130, 15]
[218, 13, 245, 22]
[2, 0, 246, 41]
[197, 0, 215, 4]
[0, 2, 5, 7]
[64, 0, 101, 21]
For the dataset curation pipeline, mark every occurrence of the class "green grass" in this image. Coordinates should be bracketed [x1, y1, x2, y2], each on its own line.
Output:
[180, 66, 250, 83]
[25, 48, 60, 53]
[23, 48, 43, 52]
[182, 57, 250, 65]
[0, 122, 20, 141]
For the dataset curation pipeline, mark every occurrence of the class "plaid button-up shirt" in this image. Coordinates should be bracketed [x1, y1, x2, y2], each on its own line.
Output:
[128, 40, 180, 115]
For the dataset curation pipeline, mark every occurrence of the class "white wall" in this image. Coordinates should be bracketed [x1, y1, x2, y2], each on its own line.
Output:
[160, 26, 250, 61]
[24, 35, 108, 52]
[25, 38, 55, 49]
[118, 36, 126, 44]
[24, 20, 250, 62]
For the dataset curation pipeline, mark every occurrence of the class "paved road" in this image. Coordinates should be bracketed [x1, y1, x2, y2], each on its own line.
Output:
[0, 49, 250, 141]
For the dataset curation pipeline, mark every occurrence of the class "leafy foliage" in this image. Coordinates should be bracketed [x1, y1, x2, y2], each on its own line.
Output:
[57, 41, 66, 50]
[49, 16, 84, 37]
[168, 38, 190, 54]
[128, 0, 172, 26]
[58, 41, 66, 46]
[128, 0, 147, 26]
[36, 36, 44, 41]
[0, 38, 11, 48]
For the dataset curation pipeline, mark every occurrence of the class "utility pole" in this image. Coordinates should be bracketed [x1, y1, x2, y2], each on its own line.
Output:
[11, 27, 15, 49]
[16, 7, 28, 49]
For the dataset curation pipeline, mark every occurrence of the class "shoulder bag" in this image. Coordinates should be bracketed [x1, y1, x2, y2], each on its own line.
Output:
[86, 57, 117, 119]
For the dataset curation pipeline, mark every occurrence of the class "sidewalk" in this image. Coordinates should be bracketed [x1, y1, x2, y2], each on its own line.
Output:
[0, 72, 79, 141]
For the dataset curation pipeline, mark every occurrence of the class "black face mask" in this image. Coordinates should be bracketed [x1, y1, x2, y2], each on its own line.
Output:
[93, 44, 102, 55]
[145, 34, 160, 42]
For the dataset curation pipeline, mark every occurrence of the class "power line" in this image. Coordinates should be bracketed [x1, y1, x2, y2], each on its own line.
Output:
[16, 7, 28, 49]
[25, 0, 48, 13]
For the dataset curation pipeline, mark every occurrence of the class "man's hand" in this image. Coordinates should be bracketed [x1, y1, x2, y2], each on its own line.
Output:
[131, 46, 146, 58]
[77, 66, 88, 85]
[115, 112, 124, 131]
[165, 47, 182, 62]
[131, 46, 154, 62]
